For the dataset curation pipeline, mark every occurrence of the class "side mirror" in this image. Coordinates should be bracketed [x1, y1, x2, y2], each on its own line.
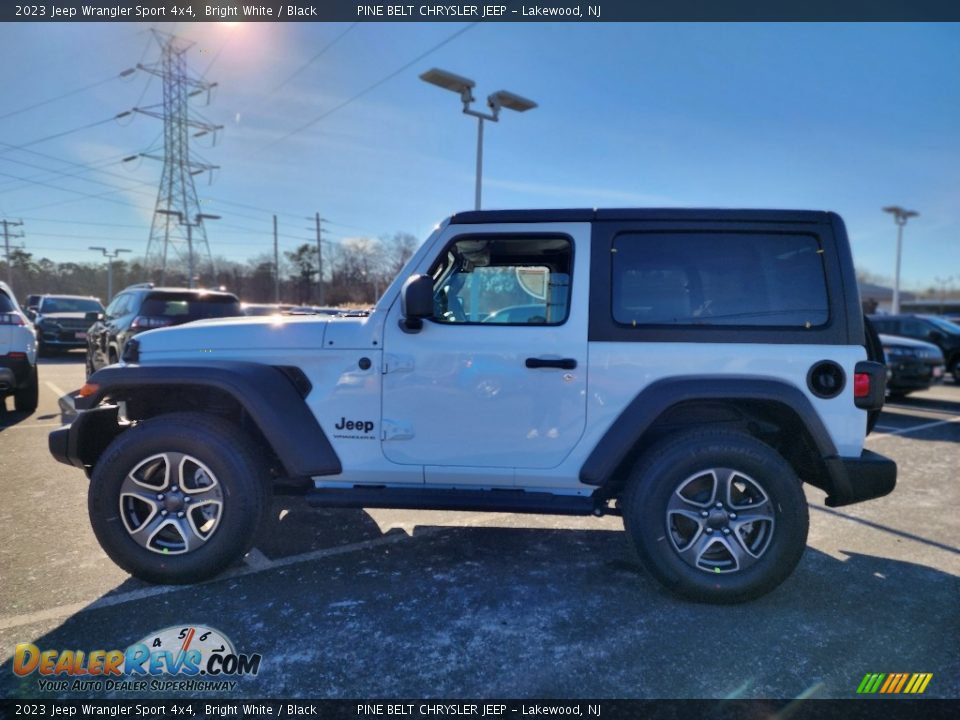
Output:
[85, 311, 103, 323]
[928, 330, 944, 342]
[399, 274, 433, 332]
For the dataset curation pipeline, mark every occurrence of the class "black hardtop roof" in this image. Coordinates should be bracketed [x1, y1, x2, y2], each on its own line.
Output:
[449, 208, 833, 225]
[126, 286, 238, 299]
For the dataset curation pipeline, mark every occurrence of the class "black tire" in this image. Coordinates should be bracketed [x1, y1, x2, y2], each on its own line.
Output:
[88, 412, 271, 584]
[85, 351, 95, 380]
[37, 340, 48, 358]
[13, 365, 39, 412]
[622, 429, 809, 604]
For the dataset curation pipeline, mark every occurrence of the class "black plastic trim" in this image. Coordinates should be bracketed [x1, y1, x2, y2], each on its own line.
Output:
[827, 449, 897, 507]
[580, 375, 840, 487]
[308, 486, 605, 516]
[72, 362, 341, 478]
[48, 405, 123, 472]
[854, 360, 887, 411]
[450, 208, 832, 225]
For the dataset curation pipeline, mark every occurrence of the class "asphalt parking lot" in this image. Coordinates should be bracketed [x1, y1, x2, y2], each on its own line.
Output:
[0, 353, 957, 700]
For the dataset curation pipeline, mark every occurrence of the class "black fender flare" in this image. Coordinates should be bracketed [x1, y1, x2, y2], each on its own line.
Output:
[579, 375, 853, 501]
[55, 361, 341, 478]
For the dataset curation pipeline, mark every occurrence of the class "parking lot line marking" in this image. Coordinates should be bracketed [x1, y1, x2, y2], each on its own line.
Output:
[873, 424, 899, 431]
[867, 415, 960, 440]
[811, 505, 960, 556]
[0, 512, 510, 632]
[44, 381, 67, 399]
[0, 422, 63, 430]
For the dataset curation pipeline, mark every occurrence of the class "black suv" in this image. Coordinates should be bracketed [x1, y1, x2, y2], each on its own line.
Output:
[85, 285, 242, 377]
[30, 294, 104, 356]
[869, 314, 960, 382]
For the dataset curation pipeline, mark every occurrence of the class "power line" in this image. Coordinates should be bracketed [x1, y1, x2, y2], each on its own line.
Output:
[0, 73, 126, 123]
[256, 23, 479, 154]
[0, 113, 133, 156]
[269, 23, 358, 96]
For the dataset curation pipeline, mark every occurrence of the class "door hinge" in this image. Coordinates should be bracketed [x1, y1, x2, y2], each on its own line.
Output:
[382, 353, 415, 374]
[381, 419, 415, 441]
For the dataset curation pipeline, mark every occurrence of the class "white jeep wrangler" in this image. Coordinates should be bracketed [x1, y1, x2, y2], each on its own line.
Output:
[51, 209, 894, 603]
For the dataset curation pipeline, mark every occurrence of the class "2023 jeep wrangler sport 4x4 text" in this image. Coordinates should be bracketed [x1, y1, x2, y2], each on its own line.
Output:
[50, 209, 895, 603]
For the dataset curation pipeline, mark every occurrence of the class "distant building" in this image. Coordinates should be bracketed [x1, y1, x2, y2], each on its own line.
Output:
[858, 282, 914, 314]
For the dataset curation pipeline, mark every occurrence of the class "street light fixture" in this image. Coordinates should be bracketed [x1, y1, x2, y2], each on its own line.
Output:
[882, 205, 919, 315]
[156, 210, 221, 288]
[420, 67, 537, 210]
[89, 246, 131, 302]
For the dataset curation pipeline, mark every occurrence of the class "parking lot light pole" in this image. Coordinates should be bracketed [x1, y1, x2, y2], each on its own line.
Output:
[88, 246, 131, 302]
[420, 68, 537, 210]
[882, 205, 919, 315]
[157, 210, 220, 288]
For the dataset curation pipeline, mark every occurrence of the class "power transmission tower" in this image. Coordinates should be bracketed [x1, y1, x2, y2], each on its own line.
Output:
[134, 31, 222, 285]
[1, 219, 25, 289]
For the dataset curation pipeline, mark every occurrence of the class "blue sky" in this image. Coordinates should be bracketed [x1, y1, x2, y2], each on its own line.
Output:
[0, 21, 957, 290]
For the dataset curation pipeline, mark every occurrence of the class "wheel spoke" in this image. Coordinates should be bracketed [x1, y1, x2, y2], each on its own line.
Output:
[717, 533, 751, 571]
[119, 474, 163, 507]
[677, 532, 716, 568]
[128, 512, 168, 550]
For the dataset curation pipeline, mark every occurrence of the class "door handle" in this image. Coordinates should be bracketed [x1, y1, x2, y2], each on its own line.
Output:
[525, 357, 577, 370]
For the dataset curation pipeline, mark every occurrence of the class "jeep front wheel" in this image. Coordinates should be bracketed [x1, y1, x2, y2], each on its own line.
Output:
[88, 412, 270, 584]
[623, 430, 809, 603]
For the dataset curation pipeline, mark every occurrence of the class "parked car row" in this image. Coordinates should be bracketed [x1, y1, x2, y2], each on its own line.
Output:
[0, 281, 38, 412]
[868, 313, 958, 398]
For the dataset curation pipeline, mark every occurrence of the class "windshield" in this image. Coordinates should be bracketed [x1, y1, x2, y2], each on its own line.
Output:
[927, 316, 960, 334]
[40, 297, 102, 314]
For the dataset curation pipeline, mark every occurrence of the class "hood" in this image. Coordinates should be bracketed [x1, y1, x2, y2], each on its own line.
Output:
[136, 314, 331, 355]
[878, 334, 942, 352]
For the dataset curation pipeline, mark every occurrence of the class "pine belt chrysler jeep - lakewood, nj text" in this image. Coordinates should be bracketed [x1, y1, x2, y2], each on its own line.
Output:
[50, 209, 896, 603]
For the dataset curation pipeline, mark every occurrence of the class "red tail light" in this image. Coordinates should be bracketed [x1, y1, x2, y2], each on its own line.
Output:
[854, 373, 870, 398]
[6, 351, 26, 359]
[131, 316, 173, 330]
[0, 313, 25, 326]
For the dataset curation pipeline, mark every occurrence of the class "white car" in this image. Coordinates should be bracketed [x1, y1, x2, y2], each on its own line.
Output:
[52, 209, 895, 603]
[0, 281, 38, 412]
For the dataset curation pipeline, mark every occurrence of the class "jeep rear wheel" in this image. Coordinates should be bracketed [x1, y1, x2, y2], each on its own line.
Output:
[623, 429, 808, 603]
[88, 412, 270, 584]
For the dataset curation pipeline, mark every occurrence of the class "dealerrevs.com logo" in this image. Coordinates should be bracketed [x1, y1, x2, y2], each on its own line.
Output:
[12, 625, 261, 692]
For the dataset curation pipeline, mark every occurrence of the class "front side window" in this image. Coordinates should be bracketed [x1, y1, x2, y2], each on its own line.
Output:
[430, 236, 572, 325]
[611, 232, 829, 328]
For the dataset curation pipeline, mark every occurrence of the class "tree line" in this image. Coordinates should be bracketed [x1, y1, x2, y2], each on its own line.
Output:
[1, 233, 419, 307]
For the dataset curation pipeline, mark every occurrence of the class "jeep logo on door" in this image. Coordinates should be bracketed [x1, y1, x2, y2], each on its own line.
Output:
[333, 417, 375, 440]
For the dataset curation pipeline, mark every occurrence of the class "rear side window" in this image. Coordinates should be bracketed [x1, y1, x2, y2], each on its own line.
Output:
[611, 232, 829, 328]
[0, 291, 16, 313]
[140, 293, 241, 320]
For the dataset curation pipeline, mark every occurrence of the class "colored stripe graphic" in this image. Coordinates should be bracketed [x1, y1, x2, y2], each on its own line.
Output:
[857, 673, 932, 694]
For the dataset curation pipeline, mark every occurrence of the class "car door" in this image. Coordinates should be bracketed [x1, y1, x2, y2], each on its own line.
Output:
[95, 293, 129, 367]
[380, 222, 590, 485]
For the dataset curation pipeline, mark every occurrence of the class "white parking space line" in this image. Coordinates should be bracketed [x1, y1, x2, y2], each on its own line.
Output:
[867, 415, 960, 440]
[44, 381, 67, 399]
[0, 512, 508, 632]
[0, 422, 63, 431]
[873, 424, 899, 431]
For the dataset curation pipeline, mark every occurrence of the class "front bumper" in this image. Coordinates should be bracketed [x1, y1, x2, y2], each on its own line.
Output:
[824, 449, 897, 507]
[49, 405, 124, 473]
